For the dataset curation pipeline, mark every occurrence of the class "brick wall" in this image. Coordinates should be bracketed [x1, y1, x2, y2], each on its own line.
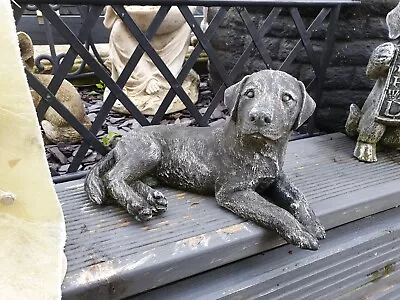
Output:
[208, 1, 398, 132]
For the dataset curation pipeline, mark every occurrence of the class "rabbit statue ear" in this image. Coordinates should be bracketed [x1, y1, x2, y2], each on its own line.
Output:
[387, 1, 400, 40]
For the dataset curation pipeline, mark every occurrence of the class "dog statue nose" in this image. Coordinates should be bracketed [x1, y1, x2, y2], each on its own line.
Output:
[249, 111, 272, 125]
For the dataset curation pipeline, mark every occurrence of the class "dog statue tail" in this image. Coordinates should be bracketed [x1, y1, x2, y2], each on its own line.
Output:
[84, 151, 115, 205]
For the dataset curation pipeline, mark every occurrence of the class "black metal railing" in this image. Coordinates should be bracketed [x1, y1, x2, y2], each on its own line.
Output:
[13, 0, 359, 178]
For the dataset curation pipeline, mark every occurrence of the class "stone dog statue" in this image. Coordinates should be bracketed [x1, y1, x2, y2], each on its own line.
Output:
[17, 32, 91, 144]
[85, 70, 325, 250]
[345, 2, 400, 162]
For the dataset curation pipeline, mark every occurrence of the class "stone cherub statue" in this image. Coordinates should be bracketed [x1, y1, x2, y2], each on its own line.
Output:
[85, 70, 325, 250]
[103, 6, 199, 115]
[18, 32, 91, 144]
[345, 2, 400, 162]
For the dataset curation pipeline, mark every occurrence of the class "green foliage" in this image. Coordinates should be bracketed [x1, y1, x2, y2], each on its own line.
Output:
[95, 80, 106, 92]
[369, 263, 395, 283]
[101, 131, 122, 147]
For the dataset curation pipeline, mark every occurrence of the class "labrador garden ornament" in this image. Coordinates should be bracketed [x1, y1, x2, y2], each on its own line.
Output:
[345, 1, 400, 162]
[85, 70, 325, 250]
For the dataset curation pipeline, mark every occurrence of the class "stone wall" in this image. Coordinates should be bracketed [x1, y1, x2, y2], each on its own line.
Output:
[208, 0, 399, 132]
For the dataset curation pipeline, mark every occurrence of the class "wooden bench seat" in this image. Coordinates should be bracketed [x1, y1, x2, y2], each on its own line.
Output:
[57, 133, 400, 299]
[135, 206, 400, 300]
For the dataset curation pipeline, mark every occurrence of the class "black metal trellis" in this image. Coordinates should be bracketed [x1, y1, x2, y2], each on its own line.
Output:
[16, 0, 360, 5]
[13, 0, 360, 176]
[69, 5, 172, 171]
[152, 7, 228, 125]
[25, 69, 109, 155]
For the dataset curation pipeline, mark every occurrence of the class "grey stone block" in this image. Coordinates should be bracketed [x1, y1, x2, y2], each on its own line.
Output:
[316, 106, 349, 133]
[320, 90, 371, 108]
[299, 66, 375, 90]
[329, 40, 384, 67]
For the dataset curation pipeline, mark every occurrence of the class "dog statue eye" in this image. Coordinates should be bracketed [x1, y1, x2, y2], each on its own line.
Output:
[244, 89, 255, 98]
[282, 93, 293, 102]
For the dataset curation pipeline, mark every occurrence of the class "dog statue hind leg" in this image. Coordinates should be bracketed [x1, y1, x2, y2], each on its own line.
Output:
[84, 133, 168, 221]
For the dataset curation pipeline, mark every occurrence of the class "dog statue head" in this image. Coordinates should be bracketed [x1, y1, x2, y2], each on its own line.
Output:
[224, 70, 315, 141]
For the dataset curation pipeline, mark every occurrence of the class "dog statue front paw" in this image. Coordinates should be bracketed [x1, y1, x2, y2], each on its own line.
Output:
[283, 225, 320, 251]
[312, 219, 326, 240]
[289, 200, 326, 240]
[300, 215, 326, 240]
[354, 141, 377, 162]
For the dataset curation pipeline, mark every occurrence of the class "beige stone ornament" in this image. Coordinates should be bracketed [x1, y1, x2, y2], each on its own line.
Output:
[18, 32, 91, 144]
[103, 6, 200, 115]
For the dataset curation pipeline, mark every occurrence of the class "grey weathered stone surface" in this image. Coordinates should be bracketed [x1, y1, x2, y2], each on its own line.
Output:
[343, 2, 400, 163]
[345, 41, 400, 162]
[208, 0, 399, 133]
[85, 70, 325, 250]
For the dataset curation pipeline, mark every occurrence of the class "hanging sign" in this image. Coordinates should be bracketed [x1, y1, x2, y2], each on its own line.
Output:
[376, 46, 400, 124]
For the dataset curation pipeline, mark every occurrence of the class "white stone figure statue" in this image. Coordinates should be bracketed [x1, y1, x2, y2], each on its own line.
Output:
[103, 6, 200, 115]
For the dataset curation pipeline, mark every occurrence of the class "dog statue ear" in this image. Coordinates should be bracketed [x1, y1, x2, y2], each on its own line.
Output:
[293, 80, 316, 130]
[224, 75, 250, 122]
